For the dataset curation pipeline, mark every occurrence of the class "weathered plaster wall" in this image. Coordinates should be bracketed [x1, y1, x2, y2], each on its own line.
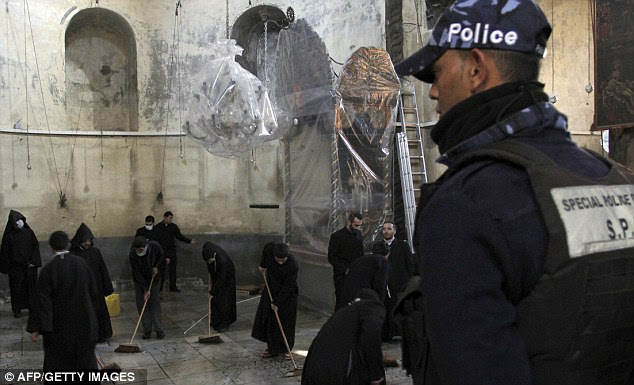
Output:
[0, 1, 386, 300]
[0, 0, 385, 238]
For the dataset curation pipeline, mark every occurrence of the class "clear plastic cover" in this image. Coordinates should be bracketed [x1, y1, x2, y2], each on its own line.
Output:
[332, 47, 401, 249]
[185, 39, 282, 158]
[275, 20, 336, 254]
[276, 26, 401, 256]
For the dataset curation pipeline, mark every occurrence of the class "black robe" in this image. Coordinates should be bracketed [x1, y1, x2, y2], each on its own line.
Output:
[252, 247, 299, 355]
[302, 294, 386, 385]
[202, 242, 237, 331]
[339, 253, 390, 307]
[70, 223, 114, 340]
[27, 252, 99, 372]
[0, 210, 41, 316]
[372, 238, 416, 339]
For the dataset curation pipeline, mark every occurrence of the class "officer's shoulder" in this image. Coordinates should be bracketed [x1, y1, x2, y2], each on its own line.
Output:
[440, 159, 528, 196]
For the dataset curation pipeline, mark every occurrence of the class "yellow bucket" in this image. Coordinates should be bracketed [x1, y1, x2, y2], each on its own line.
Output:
[105, 293, 120, 317]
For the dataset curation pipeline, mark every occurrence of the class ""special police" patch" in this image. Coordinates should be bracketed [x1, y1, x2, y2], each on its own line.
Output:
[551, 185, 634, 258]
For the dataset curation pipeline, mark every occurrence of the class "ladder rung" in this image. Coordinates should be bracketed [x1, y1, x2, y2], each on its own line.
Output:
[412, 172, 427, 176]
[402, 107, 417, 113]
[396, 122, 420, 126]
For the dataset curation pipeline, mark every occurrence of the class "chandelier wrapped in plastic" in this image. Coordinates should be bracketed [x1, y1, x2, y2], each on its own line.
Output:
[185, 39, 280, 158]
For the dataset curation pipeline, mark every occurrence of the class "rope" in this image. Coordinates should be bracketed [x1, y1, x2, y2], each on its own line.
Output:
[550, 0, 556, 103]
[23, 0, 31, 171]
[63, 0, 102, 200]
[225, 0, 229, 38]
[98, 0, 104, 168]
[24, 0, 65, 197]
[177, 1, 184, 160]
[158, 1, 182, 201]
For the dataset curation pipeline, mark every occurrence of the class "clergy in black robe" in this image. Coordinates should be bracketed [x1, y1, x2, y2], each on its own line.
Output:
[339, 253, 389, 308]
[328, 213, 365, 311]
[202, 241, 237, 332]
[130, 236, 164, 339]
[27, 231, 99, 376]
[70, 223, 114, 341]
[0, 209, 41, 319]
[371, 221, 416, 340]
[252, 242, 299, 357]
[302, 288, 386, 385]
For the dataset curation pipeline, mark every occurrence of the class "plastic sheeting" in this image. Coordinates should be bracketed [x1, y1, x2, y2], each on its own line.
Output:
[185, 39, 284, 158]
[332, 47, 401, 249]
[277, 25, 401, 255]
[275, 20, 336, 255]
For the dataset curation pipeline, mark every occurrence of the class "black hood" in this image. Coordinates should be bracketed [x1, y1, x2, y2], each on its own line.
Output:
[3, 210, 28, 234]
[202, 241, 217, 261]
[70, 223, 94, 249]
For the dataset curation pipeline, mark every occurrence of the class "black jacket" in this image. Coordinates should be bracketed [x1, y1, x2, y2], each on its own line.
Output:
[129, 241, 164, 289]
[328, 226, 364, 276]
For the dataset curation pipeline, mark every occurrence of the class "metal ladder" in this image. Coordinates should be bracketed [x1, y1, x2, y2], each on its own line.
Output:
[396, 81, 428, 252]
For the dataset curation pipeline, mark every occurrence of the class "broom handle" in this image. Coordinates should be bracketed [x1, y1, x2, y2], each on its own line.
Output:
[96, 355, 104, 369]
[261, 270, 299, 370]
[208, 272, 212, 336]
[130, 274, 156, 343]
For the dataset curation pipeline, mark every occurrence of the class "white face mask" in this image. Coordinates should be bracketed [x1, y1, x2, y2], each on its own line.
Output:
[16, 220, 24, 229]
[136, 246, 147, 257]
[145, 224, 154, 231]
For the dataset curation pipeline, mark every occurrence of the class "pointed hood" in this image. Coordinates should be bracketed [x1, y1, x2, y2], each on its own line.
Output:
[3, 210, 28, 235]
[70, 223, 94, 250]
[202, 241, 217, 261]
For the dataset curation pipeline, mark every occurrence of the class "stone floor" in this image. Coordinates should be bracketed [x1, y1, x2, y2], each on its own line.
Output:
[0, 285, 412, 384]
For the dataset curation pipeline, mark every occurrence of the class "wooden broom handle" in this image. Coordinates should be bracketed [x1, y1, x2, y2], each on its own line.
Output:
[208, 271, 212, 336]
[261, 270, 299, 369]
[130, 274, 156, 343]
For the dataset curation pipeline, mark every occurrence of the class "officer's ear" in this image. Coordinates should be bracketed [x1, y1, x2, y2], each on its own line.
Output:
[466, 48, 500, 94]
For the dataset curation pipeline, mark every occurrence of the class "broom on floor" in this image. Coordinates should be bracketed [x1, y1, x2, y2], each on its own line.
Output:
[198, 270, 222, 344]
[261, 270, 302, 377]
[96, 354, 121, 372]
[115, 274, 156, 353]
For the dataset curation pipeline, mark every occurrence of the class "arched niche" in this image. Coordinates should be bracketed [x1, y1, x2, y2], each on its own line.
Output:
[231, 5, 289, 88]
[65, 8, 138, 131]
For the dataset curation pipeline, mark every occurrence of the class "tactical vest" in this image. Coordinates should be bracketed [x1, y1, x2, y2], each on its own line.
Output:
[400, 140, 634, 385]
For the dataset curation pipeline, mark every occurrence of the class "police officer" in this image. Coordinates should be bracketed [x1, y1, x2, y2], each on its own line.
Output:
[394, 1, 634, 384]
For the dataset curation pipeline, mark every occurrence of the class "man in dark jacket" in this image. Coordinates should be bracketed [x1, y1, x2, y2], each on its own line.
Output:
[202, 241, 237, 332]
[328, 212, 364, 311]
[302, 288, 386, 385]
[135, 215, 159, 242]
[0, 210, 41, 319]
[252, 242, 299, 358]
[339, 253, 389, 308]
[395, 1, 634, 384]
[70, 223, 114, 341]
[372, 221, 416, 340]
[154, 211, 197, 292]
[28, 231, 99, 376]
[130, 236, 164, 339]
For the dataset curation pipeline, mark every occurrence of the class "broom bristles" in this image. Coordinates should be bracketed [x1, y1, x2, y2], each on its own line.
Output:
[114, 343, 141, 353]
[285, 368, 303, 377]
[198, 334, 222, 344]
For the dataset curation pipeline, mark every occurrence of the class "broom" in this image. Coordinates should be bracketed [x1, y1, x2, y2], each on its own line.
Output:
[115, 274, 156, 353]
[198, 269, 222, 344]
[96, 354, 121, 372]
[184, 296, 258, 335]
[261, 270, 302, 377]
